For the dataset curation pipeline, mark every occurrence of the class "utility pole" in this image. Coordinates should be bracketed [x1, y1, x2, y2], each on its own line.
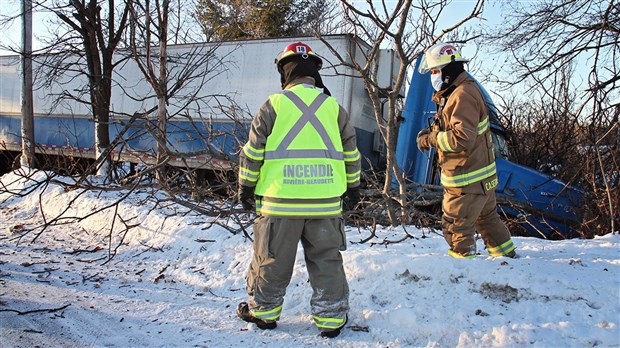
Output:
[155, 0, 169, 184]
[21, 0, 36, 168]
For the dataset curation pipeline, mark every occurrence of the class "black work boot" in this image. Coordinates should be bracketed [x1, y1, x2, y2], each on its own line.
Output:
[319, 315, 348, 338]
[505, 250, 518, 258]
[236, 302, 277, 330]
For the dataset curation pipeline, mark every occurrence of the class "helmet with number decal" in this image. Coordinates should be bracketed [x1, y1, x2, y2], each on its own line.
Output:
[418, 42, 468, 74]
[275, 41, 323, 70]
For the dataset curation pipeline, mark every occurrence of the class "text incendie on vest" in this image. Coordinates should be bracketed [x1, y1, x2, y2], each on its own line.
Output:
[282, 164, 335, 185]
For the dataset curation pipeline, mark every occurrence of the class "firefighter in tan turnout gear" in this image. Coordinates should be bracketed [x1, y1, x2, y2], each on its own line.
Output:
[417, 43, 516, 259]
[236, 41, 361, 338]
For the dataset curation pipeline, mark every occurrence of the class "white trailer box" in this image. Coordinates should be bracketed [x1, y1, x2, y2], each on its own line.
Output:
[0, 35, 400, 169]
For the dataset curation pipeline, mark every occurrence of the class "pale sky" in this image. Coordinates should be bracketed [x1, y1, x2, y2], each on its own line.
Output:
[0, 0, 503, 56]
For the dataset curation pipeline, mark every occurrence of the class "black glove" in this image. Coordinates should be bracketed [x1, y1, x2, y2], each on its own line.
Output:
[238, 186, 255, 211]
[343, 186, 361, 211]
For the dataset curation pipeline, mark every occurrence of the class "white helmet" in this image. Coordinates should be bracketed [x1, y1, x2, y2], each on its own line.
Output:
[418, 43, 468, 74]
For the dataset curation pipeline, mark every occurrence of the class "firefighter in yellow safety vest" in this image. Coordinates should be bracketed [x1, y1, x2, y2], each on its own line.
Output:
[236, 41, 361, 338]
[417, 43, 516, 259]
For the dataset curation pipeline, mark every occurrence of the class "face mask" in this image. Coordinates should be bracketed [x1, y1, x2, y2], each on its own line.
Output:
[430, 73, 444, 91]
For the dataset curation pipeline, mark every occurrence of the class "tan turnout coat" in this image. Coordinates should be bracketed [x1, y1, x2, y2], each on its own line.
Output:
[429, 72, 498, 194]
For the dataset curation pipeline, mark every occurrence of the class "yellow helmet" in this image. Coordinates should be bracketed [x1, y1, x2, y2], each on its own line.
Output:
[418, 42, 468, 74]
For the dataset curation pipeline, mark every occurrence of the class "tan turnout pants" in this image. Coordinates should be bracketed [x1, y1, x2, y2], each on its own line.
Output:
[441, 186, 513, 255]
[246, 216, 349, 321]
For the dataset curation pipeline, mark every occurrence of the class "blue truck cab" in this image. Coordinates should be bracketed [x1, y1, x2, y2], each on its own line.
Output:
[395, 57, 585, 239]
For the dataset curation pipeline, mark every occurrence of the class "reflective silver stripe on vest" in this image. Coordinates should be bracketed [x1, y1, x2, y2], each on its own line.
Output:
[264, 91, 343, 160]
[256, 201, 342, 214]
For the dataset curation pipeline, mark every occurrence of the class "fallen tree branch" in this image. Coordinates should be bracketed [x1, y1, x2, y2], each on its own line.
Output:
[0, 304, 71, 315]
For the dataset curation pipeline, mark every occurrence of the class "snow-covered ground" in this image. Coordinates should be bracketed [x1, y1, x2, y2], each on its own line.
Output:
[1, 170, 618, 348]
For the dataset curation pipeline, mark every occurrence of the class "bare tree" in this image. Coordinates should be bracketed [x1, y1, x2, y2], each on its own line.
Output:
[493, 66, 585, 180]
[321, 0, 484, 225]
[126, 0, 171, 183]
[1, 2, 266, 254]
[126, 0, 243, 190]
[483, 0, 619, 235]
[32, 0, 131, 179]
[169, 0, 206, 44]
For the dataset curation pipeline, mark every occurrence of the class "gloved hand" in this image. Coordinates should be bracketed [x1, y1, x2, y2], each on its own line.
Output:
[238, 185, 255, 211]
[343, 186, 361, 211]
[416, 129, 434, 152]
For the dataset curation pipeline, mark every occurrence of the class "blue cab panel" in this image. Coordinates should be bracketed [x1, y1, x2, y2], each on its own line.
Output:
[495, 158, 584, 238]
[395, 57, 436, 187]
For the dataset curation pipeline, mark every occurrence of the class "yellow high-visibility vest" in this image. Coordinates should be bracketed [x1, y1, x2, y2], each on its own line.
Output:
[254, 84, 347, 199]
